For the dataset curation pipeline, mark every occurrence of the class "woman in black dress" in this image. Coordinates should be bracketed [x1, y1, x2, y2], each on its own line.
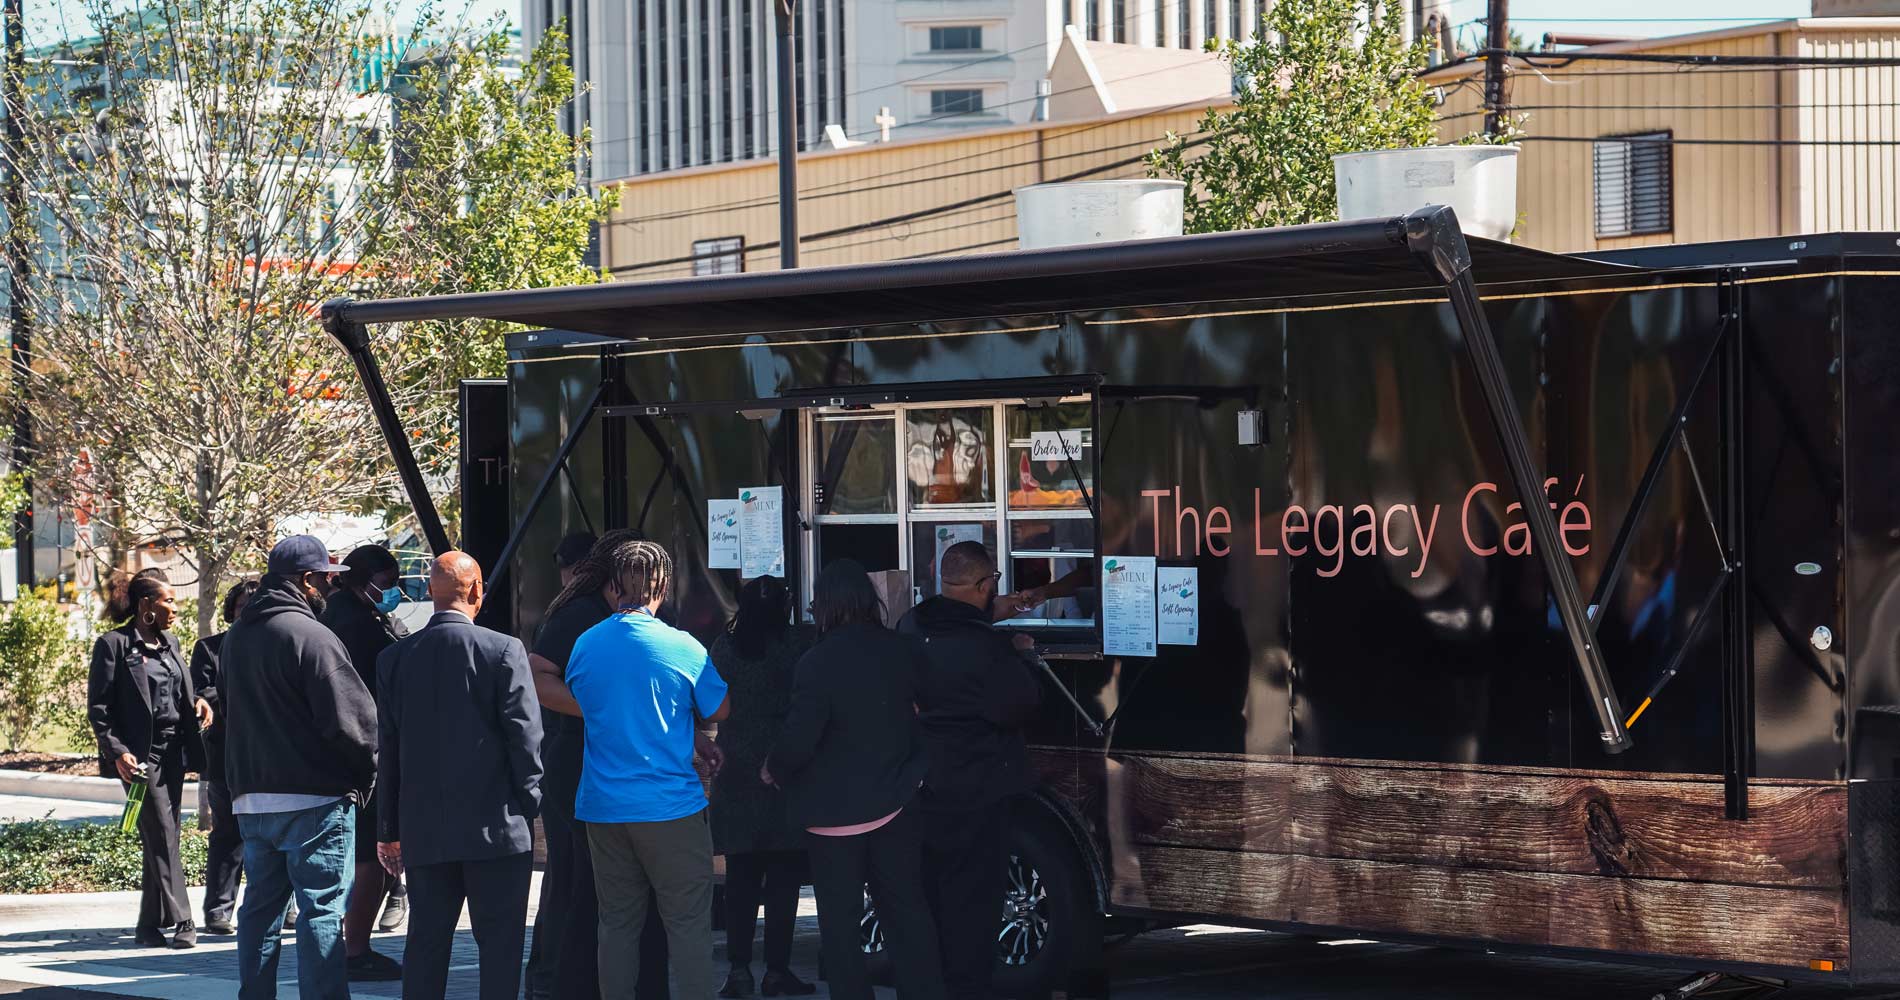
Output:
[710, 576, 816, 997]
[322, 544, 409, 981]
[87, 571, 212, 949]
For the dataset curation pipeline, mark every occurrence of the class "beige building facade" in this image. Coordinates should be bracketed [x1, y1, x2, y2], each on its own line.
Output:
[1428, 18, 1900, 252]
[600, 19, 1900, 280]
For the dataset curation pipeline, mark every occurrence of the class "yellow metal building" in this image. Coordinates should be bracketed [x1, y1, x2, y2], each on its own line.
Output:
[1428, 18, 1900, 252]
[599, 18, 1900, 278]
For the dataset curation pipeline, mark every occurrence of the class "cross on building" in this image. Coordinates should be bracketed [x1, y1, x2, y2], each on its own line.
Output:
[874, 107, 896, 142]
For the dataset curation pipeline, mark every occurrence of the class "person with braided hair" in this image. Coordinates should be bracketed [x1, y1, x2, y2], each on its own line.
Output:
[566, 537, 731, 999]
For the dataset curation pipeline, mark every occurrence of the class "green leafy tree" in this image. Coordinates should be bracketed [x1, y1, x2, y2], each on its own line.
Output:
[4, 1, 607, 636]
[1148, 0, 1439, 232]
[0, 594, 87, 751]
[362, 23, 617, 489]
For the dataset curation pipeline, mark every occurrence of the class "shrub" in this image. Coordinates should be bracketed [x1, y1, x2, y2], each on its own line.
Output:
[0, 594, 89, 751]
[0, 818, 209, 893]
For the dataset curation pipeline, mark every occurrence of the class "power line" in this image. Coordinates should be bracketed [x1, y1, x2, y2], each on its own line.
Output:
[607, 132, 1218, 275]
[1524, 134, 1900, 147]
[611, 123, 1208, 230]
[608, 85, 1223, 231]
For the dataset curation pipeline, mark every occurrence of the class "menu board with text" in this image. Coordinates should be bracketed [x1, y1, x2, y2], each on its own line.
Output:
[1101, 555, 1157, 657]
[739, 486, 785, 579]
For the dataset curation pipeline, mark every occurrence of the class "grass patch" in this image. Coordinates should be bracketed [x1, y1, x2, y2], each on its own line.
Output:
[0, 818, 209, 893]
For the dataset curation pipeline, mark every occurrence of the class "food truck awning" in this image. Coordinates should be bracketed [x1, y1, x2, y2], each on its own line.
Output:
[322, 216, 1638, 340]
[324, 207, 1645, 759]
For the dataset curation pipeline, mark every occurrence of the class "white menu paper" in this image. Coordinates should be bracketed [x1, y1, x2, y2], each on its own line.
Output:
[1156, 567, 1199, 646]
[738, 486, 785, 579]
[707, 499, 742, 569]
[1101, 555, 1157, 657]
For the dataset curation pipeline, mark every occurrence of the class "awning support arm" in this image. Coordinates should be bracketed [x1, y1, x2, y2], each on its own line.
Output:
[484, 380, 607, 596]
[1400, 208, 1633, 755]
[322, 310, 452, 556]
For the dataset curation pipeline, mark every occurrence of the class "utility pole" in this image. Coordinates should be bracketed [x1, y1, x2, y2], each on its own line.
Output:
[3, 0, 31, 592]
[774, 0, 799, 269]
[1481, 0, 1511, 137]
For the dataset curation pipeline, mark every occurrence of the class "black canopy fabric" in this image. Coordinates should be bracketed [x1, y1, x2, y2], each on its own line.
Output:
[327, 216, 1638, 343]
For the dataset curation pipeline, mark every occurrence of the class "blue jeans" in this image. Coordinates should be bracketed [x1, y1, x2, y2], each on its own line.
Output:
[235, 800, 356, 1000]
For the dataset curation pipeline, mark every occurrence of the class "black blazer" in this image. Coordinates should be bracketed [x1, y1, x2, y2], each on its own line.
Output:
[376, 611, 544, 868]
[188, 632, 228, 782]
[766, 622, 931, 830]
[88, 624, 208, 778]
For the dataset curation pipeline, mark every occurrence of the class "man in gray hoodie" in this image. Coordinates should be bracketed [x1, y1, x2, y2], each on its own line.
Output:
[222, 535, 379, 1000]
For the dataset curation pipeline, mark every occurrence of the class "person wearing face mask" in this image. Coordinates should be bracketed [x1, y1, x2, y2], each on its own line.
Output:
[222, 535, 380, 1000]
[322, 544, 411, 980]
[88, 570, 214, 950]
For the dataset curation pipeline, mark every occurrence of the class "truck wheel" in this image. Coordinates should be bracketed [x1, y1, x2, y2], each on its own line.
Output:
[860, 809, 1102, 997]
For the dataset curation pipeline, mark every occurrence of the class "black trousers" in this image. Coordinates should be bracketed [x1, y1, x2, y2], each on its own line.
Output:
[404, 851, 534, 1000]
[921, 800, 1012, 1000]
[202, 775, 244, 925]
[806, 810, 944, 1000]
[724, 850, 803, 970]
[132, 745, 189, 934]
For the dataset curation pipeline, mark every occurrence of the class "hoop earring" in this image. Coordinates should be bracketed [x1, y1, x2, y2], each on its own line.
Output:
[140, 610, 157, 627]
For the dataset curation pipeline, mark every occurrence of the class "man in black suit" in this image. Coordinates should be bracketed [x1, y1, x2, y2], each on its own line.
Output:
[374, 551, 544, 1000]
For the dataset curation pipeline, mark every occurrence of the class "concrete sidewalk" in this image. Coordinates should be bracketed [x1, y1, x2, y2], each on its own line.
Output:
[0, 876, 838, 999]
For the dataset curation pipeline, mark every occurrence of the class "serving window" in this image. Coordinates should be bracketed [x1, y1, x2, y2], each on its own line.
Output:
[801, 394, 1100, 638]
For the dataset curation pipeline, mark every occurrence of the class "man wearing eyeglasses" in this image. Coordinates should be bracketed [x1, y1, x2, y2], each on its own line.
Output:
[897, 540, 1044, 1000]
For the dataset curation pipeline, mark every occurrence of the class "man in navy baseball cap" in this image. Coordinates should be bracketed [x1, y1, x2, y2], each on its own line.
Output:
[266, 535, 350, 578]
[222, 533, 383, 995]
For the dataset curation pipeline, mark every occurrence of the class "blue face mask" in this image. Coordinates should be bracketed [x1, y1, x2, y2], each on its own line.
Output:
[373, 586, 403, 614]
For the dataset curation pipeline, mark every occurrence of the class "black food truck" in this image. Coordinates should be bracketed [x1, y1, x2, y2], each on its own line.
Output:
[327, 208, 1900, 996]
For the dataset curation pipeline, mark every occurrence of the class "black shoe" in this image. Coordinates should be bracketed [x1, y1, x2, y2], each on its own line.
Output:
[204, 918, 236, 936]
[133, 927, 167, 948]
[376, 888, 407, 932]
[714, 969, 752, 996]
[719, 965, 755, 998]
[347, 950, 403, 981]
[170, 922, 196, 949]
[761, 969, 815, 997]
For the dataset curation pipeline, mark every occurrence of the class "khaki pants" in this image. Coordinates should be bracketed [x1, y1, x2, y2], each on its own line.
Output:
[587, 810, 715, 998]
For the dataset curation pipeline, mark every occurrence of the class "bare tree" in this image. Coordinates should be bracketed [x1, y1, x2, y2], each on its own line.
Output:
[8, 0, 432, 634]
[5, 0, 609, 635]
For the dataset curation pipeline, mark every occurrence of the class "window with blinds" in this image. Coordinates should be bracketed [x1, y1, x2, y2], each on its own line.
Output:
[1593, 131, 1673, 239]
[692, 237, 745, 276]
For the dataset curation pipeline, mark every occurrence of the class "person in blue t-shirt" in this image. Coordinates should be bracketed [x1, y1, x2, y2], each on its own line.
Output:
[566, 538, 731, 999]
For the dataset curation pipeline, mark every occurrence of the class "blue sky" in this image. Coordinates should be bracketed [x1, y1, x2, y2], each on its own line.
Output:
[1436, 0, 1810, 48]
[25, 0, 1816, 50]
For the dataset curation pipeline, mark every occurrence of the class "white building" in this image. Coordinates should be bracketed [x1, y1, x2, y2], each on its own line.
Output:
[523, 0, 1321, 183]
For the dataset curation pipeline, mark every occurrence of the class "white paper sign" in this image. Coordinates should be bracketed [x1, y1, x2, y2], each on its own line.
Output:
[1157, 567, 1199, 646]
[1101, 555, 1157, 657]
[707, 499, 742, 569]
[1029, 430, 1086, 463]
[739, 486, 785, 578]
[933, 523, 986, 587]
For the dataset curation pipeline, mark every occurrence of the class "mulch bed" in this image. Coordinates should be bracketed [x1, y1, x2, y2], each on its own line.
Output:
[0, 752, 102, 777]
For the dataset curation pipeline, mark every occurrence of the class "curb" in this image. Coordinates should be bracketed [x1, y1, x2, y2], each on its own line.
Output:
[0, 769, 201, 806]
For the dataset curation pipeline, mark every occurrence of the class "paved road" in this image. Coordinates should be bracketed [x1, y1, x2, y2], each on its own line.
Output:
[7, 878, 1900, 1000]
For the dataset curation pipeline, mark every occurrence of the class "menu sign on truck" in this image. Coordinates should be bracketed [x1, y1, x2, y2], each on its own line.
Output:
[1157, 566, 1199, 645]
[707, 499, 742, 569]
[1101, 555, 1157, 656]
[739, 486, 785, 579]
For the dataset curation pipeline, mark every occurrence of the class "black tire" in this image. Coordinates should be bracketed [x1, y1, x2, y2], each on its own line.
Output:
[860, 805, 1102, 998]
